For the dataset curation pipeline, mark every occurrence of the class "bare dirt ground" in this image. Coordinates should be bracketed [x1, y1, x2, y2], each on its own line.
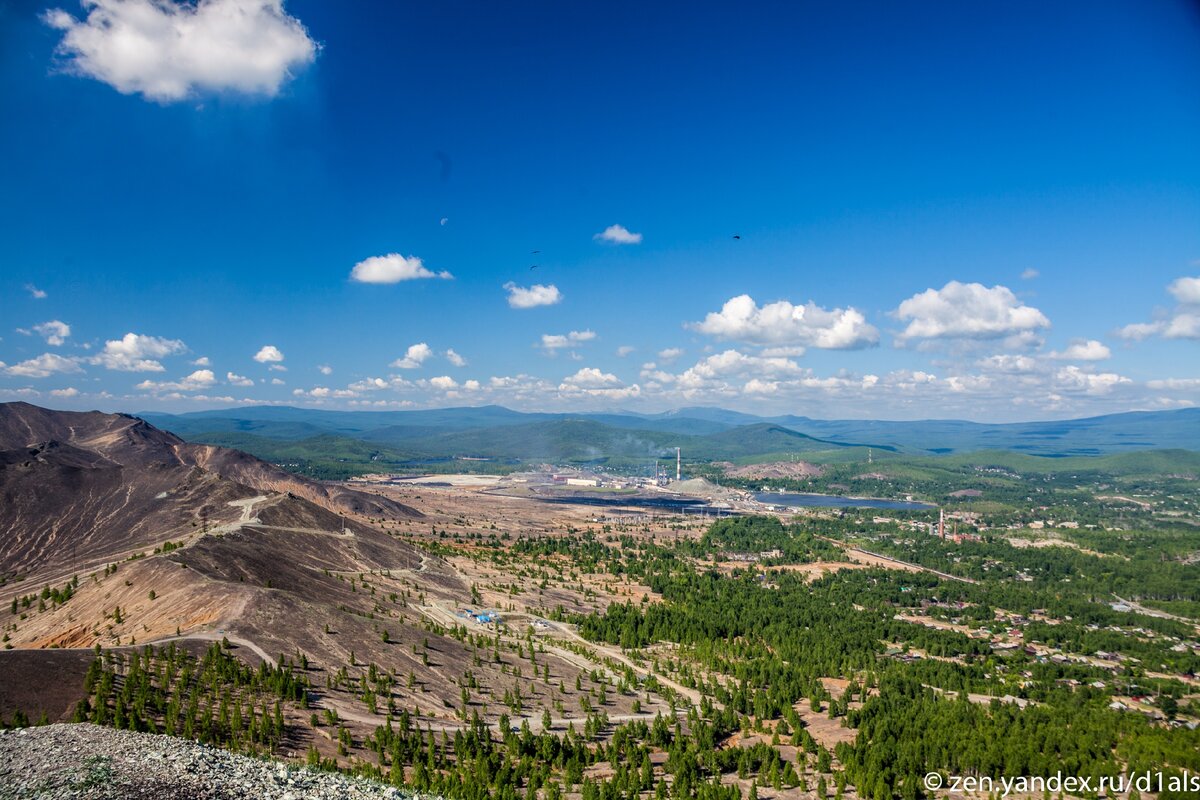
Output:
[720, 461, 824, 480]
[709, 558, 874, 586]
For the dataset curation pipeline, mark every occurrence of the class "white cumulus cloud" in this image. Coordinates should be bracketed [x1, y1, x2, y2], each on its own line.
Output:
[504, 282, 562, 309]
[43, 0, 317, 102]
[594, 224, 643, 245]
[540, 330, 595, 353]
[137, 369, 217, 393]
[391, 343, 433, 369]
[1118, 275, 1200, 342]
[32, 320, 71, 346]
[50, 387, 80, 398]
[1168, 276, 1200, 305]
[561, 367, 622, 389]
[317, 364, 332, 375]
[350, 254, 452, 284]
[657, 347, 684, 362]
[25, 284, 48, 299]
[1054, 366, 1131, 395]
[1049, 339, 1111, 361]
[253, 345, 284, 363]
[3, 353, 83, 378]
[445, 349, 467, 367]
[227, 371, 254, 387]
[690, 294, 879, 349]
[894, 281, 1050, 342]
[92, 333, 186, 371]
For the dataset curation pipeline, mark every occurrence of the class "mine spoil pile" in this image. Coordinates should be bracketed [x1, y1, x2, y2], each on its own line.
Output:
[0, 723, 430, 800]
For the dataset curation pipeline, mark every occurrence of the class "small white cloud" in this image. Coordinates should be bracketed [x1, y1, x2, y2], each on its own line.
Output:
[253, 345, 284, 364]
[271, 377, 285, 385]
[50, 387, 80, 398]
[560, 367, 622, 389]
[293, 385, 358, 399]
[594, 224, 643, 245]
[504, 282, 562, 309]
[315, 364, 332, 375]
[192, 356, 211, 366]
[894, 282, 1050, 342]
[1118, 275, 1200, 343]
[1147, 378, 1200, 390]
[1020, 268, 1040, 280]
[760, 346, 806, 357]
[657, 347, 684, 362]
[32, 320, 71, 346]
[616, 345, 635, 357]
[445, 349, 467, 367]
[691, 294, 879, 349]
[348, 377, 390, 392]
[540, 330, 595, 353]
[1164, 313, 1200, 340]
[1049, 339, 1111, 361]
[1055, 365, 1131, 395]
[350, 254, 453, 284]
[227, 372, 254, 387]
[743, 378, 778, 395]
[977, 354, 1041, 374]
[3, 353, 83, 378]
[92, 333, 185, 372]
[137, 369, 217, 393]
[1115, 321, 1163, 341]
[25, 284, 48, 299]
[391, 343, 434, 369]
[1168, 276, 1200, 305]
[440, 217, 448, 226]
[43, 0, 317, 102]
[429, 375, 458, 390]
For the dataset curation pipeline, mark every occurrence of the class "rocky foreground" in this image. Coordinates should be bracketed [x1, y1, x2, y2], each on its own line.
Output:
[0, 724, 421, 800]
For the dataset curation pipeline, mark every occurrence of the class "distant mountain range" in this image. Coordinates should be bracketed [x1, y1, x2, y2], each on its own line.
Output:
[134, 404, 1200, 463]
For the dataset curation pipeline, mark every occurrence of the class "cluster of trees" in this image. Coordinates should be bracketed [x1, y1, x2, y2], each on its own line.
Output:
[860, 526, 1200, 614]
[685, 516, 843, 564]
[74, 642, 311, 753]
[345, 706, 803, 800]
[838, 671, 1200, 800]
[9, 577, 76, 615]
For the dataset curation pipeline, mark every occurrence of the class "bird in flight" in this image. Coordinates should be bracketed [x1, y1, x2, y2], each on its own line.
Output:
[732, 234, 741, 240]
[531, 250, 541, 254]
[530, 265, 539, 270]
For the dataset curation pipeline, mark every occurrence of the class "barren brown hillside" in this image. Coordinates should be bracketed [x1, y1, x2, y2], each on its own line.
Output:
[0, 402, 419, 580]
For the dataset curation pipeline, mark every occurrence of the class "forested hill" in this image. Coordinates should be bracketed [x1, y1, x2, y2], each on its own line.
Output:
[138, 405, 1200, 458]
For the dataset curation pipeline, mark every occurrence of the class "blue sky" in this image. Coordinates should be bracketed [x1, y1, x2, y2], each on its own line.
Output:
[2, 0, 1199, 421]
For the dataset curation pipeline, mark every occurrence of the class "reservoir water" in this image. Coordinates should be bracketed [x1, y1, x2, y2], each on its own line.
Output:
[754, 492, 935, 511]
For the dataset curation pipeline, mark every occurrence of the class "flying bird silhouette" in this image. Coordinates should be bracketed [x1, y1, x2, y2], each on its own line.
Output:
[530, 265, 539, 270]
[531, 250, 541, 254]
[732, 234, 741, 240]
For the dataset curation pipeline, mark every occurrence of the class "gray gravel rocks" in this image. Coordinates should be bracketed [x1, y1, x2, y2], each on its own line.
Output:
[0, 724, 421, 800]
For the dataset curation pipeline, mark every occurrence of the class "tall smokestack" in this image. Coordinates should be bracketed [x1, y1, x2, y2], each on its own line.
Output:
[676, 447, 681, 481]
[938, 509, 945, 539]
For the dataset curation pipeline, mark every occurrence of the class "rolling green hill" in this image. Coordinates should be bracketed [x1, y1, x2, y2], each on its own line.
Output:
[138, 405, 1200, 478]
